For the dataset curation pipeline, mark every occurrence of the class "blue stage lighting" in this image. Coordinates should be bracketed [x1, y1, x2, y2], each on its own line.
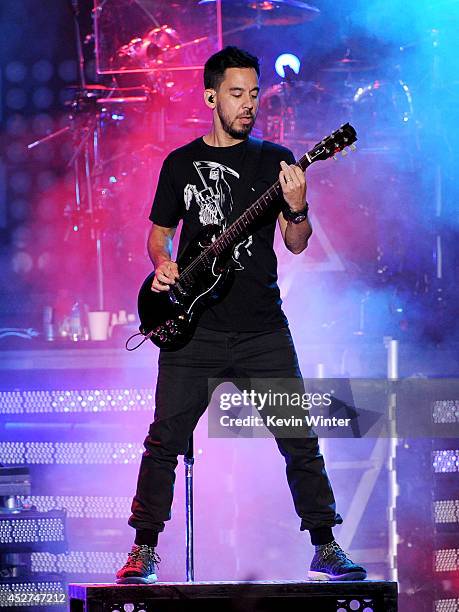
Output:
[275, 53, 300, 78]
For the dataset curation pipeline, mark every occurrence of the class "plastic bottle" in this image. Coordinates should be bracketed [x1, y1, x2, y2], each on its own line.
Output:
[70, 302, 82, 341]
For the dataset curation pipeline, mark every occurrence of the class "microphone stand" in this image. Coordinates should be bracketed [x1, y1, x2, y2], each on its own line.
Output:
[184, 435, 195, 582]
[70, 0, 87, 89]
[67, 0, 106, 310]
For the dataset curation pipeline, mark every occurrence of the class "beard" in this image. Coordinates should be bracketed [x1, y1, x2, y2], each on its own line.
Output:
[217, 104, 256, 139]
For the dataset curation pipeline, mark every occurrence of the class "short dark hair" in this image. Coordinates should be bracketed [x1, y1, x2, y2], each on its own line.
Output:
[204, 46, 260, 90]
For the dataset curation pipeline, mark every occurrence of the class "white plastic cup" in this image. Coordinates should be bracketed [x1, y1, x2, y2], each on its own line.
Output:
[88, 311, 111, 341]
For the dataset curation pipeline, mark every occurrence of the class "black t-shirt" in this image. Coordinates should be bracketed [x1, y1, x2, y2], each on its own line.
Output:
[149, 136, 296, 331]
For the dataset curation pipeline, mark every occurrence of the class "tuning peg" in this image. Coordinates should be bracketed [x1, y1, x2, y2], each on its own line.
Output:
[341, 149, 348, 156]
[350, 144, 357, 151]
[333, 154, 338, 160]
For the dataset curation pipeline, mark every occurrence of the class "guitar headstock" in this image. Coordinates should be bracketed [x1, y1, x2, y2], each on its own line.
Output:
[308, 123, 357, 163]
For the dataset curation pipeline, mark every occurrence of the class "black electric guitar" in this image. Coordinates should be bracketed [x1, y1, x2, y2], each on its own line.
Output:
[138, 123, 357, 349]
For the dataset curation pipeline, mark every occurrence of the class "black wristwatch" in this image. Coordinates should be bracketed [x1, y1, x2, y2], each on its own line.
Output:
[282, 202, 309, 224]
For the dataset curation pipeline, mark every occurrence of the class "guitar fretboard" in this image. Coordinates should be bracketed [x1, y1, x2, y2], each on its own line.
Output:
[174, 122, 356, 290]
[177, 151, 311, 288]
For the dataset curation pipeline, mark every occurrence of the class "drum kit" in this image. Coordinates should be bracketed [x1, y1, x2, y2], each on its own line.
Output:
[28, 0, 416, 313]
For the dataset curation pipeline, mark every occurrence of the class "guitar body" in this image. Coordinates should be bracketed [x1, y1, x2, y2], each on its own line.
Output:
[138, 224, 234, 349]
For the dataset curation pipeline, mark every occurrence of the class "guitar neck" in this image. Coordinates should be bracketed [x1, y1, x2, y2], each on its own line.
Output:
[204, 151, 312, 258]
[176, 122, 357, 285]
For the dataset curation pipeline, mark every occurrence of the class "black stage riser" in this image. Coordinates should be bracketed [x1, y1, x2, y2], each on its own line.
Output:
[69, 581, 398, 612]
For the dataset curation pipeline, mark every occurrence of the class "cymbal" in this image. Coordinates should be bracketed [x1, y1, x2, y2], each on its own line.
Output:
[320, 59, 375, 73]
[199, 0, 320, 26]
[181, 117, 212, 128]
[67, 84, 114, 91]
[96, 96, 149, 104]
[67, 84, 149, 92]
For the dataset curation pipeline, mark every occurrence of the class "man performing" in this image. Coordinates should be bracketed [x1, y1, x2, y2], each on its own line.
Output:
[116, 46, 367, 584]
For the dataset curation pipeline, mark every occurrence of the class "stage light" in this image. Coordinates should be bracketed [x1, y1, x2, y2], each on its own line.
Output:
[5, 61, 27, 82]
[0, 391, 21, 411]
[27, 442, 54, 464]
[275, 53, 300, 78]
[58, 60, 77, 82]
[37, 171, 57, 192]
[11, 226, 31, 249]
[9, 200, 29, 222]
[6, 142, 26, 163]
[31, 114, 54, 135]
[32, 60, 53, 83]
[0, 442, 144, 465]
[0, 388, 154, 414]
[434, 500, 459, 524]
[433, 450, 459, 473]
[6, 114, 27, 136]
[0, 442, 25, 463]
[435, 549, 459, 572]
[10, 171, 32, 194]
[31, 551, 126, 574]
[0, 511, 66, 552]
[435, 599, 459, 611]
[37, 251, 53, 273]
[6, 88, 27, 110]
[32, 87, 54, 110]
[433, 400, 459, 424]
[11, 251, 33, 274]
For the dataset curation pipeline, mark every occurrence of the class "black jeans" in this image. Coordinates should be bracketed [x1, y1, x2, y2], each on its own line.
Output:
[128, 326, 342, 542]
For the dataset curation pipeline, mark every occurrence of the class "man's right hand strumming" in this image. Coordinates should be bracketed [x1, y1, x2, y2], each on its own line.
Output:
[151, 260, 179, 292]
[147, 224, 179, 292]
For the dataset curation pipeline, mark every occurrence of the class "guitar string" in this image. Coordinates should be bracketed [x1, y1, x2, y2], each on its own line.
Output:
[178, 160, 305, 285]
[177, 143, 332, 285]
[177, 179, 283, 285]
[152, 126, 355, 337]
[176, 147, 316, 285]
[187, 128, 354, 274]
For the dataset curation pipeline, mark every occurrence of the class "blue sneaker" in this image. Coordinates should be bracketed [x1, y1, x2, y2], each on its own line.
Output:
[308, 541, 367, 581]
[116, 544, 160, 584]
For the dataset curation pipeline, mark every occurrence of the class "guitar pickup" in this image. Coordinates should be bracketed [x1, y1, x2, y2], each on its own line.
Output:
[174, 283, 189, 297]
